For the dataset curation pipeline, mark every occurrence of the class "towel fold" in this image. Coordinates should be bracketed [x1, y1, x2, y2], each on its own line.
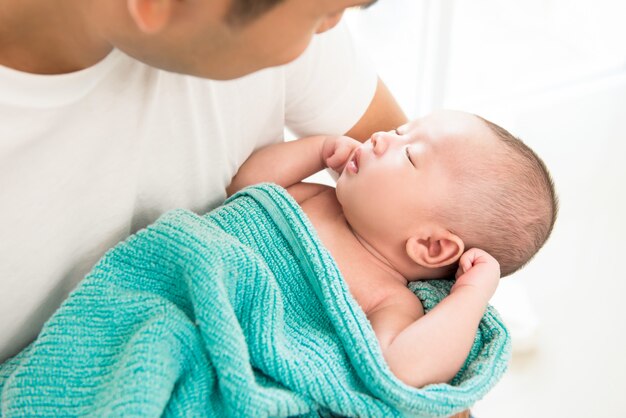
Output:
[0, 183, 510, 417]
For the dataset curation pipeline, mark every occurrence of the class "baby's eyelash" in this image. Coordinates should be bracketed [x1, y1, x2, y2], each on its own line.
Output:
[405, 146, 414, 166]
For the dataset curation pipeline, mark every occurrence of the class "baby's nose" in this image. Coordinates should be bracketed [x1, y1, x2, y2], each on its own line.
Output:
[371, 132, 391, 155]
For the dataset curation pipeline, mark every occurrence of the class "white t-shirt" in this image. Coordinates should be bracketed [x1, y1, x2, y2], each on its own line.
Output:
[0, 22, 377, 362]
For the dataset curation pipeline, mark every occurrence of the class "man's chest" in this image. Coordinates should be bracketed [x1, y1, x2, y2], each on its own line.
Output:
[0, 62, 288, 361]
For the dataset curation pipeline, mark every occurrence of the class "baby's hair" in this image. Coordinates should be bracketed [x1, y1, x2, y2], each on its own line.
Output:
[445, 117, 559, 277]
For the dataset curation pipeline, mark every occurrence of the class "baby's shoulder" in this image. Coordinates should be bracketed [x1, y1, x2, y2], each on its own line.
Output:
[286, 182, 335, 205]
[366, 285, 425, 349]
[292, 183, 343, 223]
[373, 285, 425, 316]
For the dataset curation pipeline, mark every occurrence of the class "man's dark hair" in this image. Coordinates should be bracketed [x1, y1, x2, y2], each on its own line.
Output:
[226, 0, 286, 26]
[226, 0, 380, 26]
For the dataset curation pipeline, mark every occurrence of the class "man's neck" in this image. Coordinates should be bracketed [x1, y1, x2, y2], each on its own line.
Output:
[0, 0, 112, 74]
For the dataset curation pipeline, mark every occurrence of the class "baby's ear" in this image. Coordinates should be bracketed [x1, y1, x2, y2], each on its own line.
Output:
[127, 0, 173, 34]
[405, 230, 464, 269]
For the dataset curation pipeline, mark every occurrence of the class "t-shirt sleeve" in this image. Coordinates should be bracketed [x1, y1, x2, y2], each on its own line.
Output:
[284, 20, 378, 137]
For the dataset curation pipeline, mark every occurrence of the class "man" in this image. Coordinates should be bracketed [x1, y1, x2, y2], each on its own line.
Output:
[0, 0, 406, 362]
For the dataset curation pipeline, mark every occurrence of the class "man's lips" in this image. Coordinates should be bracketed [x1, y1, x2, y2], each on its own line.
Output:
[346, 148, 360, 174]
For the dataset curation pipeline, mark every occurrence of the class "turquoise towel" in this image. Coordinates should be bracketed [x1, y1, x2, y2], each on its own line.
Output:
[0, 183, 510, 417]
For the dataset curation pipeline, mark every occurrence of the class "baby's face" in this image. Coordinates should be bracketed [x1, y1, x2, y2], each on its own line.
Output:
[336, 110, 496, 249]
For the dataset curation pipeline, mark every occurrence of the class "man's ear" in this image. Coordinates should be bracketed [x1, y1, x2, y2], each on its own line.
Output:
[405, 230, 464, 269]
[127, 0, 173, 34]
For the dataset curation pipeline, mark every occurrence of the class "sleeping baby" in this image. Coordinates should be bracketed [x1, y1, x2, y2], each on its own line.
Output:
[227, 109, 558, 388]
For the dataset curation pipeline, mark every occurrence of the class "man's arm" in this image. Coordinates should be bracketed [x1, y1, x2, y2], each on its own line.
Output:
[344, 78, 408, 142]
[369, 249, 500, 388]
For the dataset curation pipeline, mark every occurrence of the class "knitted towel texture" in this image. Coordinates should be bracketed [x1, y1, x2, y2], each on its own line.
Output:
[0, 183, 510, 417]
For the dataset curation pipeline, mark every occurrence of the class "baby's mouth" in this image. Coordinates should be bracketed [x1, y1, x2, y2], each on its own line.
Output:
[346, 148, 360, 174]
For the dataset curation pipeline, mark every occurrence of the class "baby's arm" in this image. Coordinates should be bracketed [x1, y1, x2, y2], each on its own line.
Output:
[369, 248, 500, 388]
[227, 135, 360, 196]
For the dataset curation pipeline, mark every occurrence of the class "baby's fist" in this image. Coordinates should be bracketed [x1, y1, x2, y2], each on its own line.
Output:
[451, 248, 500, 302]
[322, 136, 361, 173]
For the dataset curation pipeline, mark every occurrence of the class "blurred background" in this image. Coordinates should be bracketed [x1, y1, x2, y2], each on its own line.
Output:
[343, 0, 626, 416]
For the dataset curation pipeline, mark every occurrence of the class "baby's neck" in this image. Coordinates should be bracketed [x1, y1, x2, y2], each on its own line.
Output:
[343, 217, 451, 284]
[344, 219, 409, 287]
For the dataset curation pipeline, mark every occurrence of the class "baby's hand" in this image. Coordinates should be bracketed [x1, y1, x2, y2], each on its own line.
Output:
[321, 135, 362, 173]
[451, 248, 500, 302]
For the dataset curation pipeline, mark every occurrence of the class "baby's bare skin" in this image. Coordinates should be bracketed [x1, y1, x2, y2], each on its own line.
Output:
[290, 183, 429, 354]
[295, 183, 424, 320]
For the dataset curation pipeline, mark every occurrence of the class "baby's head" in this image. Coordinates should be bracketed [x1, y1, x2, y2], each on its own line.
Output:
[335, 110, 558, 278]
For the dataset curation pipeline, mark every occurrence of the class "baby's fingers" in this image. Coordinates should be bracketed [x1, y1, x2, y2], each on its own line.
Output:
[326, 146, 353, 170]
[455, 255, 473, 278]
[454, 264, 465, 279]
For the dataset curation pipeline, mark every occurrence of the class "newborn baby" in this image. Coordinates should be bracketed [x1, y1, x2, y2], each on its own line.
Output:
[227, 110, 557, 388]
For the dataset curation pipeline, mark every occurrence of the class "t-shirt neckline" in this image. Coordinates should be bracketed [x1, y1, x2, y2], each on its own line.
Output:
[0, 48, 124, 108]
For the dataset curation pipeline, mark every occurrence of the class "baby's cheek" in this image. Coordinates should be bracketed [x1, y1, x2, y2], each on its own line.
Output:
[334, 179, 347, 204]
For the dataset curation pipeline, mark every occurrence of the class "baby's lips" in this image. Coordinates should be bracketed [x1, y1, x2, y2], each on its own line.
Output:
[345, 160, 357, 174]
[345, 148, 360, 174]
